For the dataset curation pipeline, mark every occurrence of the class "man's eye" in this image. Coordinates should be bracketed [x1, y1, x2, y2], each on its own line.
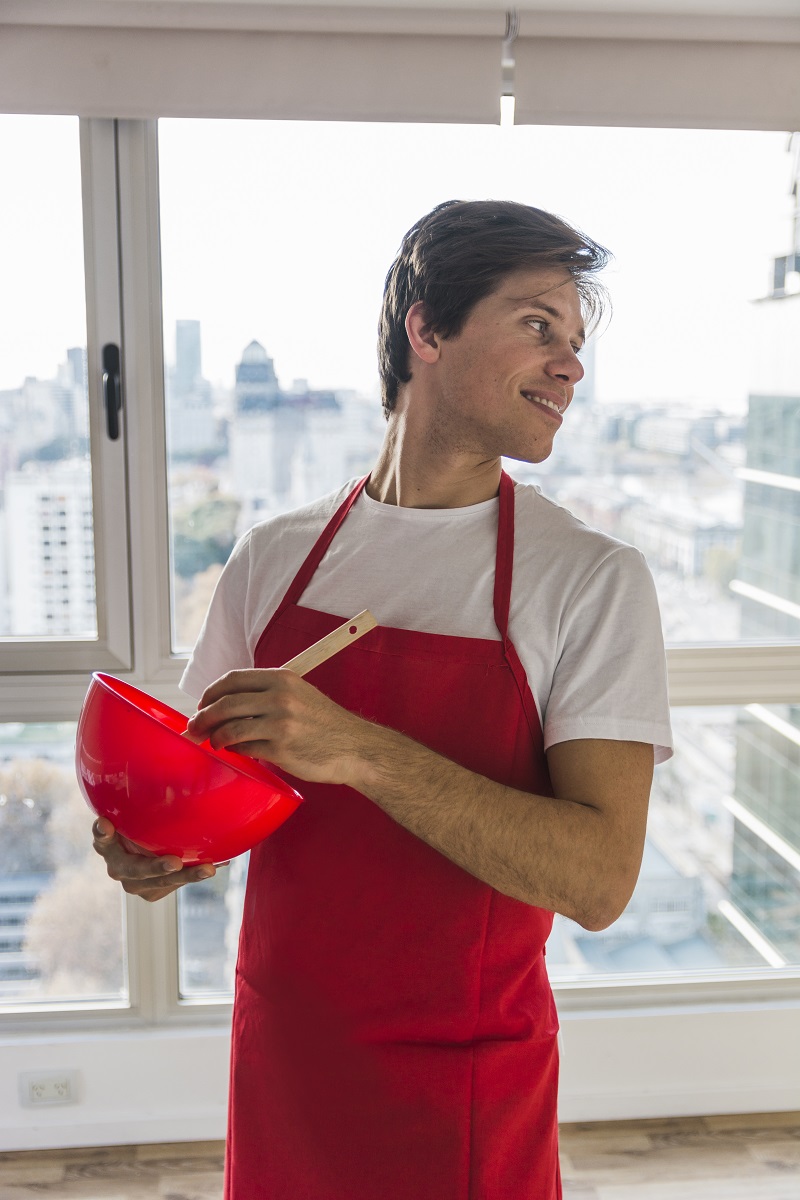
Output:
[572, 344, 584, 356]
[528, 318, 548, 333]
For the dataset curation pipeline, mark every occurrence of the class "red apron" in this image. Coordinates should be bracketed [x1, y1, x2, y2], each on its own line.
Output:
[225, 472, 561, 1199]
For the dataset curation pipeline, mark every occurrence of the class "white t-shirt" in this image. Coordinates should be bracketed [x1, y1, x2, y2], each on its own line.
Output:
[181, 478, 674, 764]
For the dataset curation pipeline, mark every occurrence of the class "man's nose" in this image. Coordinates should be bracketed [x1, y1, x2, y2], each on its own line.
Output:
[546, 345, 584, 386]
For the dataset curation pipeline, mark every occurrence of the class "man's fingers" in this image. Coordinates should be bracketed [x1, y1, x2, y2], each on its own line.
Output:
[90, 816, 225, 903]
[207, 719, 278, 753]
[92, 819, 188, 879]
[197, 668, 279, 711]
[92, 816, 115, 841]
[227, 740, 275, 762]
[107, 851, 217, 890]
[188, 687, 283, 742]
[120, 866, 216, 898]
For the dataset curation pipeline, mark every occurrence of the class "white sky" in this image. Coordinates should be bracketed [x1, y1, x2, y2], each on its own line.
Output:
[0, 115, 794, 409]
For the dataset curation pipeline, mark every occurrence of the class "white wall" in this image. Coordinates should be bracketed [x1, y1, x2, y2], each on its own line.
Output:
[2, 1003, 798, 1151]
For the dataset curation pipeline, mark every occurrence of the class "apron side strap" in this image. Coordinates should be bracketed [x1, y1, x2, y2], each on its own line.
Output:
[492, 471, 515, 641]
[503, 635, 547, 751]
[493, 472, 546, 749]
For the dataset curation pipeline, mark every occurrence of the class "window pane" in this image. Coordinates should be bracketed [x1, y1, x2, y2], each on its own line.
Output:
[158, 121, 799, 993]
[548, 705, 800, 981]
[0, 722, 127, 1005]
[177, 853, 247, 999]
[0, 116, 97, 639]
[524, 378, 800, 646]
[158, 120, 798, 652]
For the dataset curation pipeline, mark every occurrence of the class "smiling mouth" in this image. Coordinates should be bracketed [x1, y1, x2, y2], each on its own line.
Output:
[521, 392, 564, 419]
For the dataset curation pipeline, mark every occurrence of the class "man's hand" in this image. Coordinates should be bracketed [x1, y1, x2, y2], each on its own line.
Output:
[185, 668, 372, 786]
[92, 817, 221, 903]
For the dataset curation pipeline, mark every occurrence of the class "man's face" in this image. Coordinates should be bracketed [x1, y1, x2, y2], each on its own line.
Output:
[426, 267, 586, 465]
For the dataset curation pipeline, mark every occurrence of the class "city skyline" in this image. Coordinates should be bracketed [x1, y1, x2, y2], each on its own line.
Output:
[0, 320, 765, 649]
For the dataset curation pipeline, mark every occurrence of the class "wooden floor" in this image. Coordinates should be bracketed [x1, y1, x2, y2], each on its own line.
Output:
[0, 1113, 798, 1198]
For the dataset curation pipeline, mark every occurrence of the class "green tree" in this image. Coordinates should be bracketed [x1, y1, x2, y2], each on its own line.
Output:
[0, 754, 125, 998]
[20, 763, 125, 997]
[24, 859, 125, 997]
[172, 494, 240, 579]
[0, 760, 65, 874]
[705, 544, 740, 593]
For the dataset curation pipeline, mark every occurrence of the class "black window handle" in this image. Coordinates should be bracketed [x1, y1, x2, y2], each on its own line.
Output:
[102, 343, 122, 440]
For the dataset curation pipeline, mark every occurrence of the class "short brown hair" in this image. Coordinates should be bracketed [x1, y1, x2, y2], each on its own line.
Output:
[378, 199, 610, 417]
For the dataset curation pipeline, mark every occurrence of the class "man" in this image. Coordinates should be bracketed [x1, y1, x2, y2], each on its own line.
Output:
[94, 199, 673, 1199]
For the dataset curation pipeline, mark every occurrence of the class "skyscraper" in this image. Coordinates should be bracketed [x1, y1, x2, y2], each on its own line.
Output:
[5, 459, 96, 638]
[167, 321, 216, 457]
[174, 319, 202, 398]
[229, 340, 345, 522]
[729, 135, 800, 963]
[233, 340, 280, 411]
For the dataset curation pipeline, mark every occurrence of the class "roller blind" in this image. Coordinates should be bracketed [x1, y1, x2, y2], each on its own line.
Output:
[2, 4, 799, 128]
[514, 16, 800, 131]
[0, 15, 505, 123]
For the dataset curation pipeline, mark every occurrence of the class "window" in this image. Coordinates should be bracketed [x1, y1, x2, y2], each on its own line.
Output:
[551, 705, 800, 980]
[0, 117, 95, 642]
[158, 118, 800, 994]
[0, 723, 126, 1004]
[0, 115, 130, 675]
[0, 115, 133, 1015]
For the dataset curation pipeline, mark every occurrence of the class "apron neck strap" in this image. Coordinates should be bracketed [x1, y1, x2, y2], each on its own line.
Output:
[272, 475, 371, 621]
[492, 471, 515, 642]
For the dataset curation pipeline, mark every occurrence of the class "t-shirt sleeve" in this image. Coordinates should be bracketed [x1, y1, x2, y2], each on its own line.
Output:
[544, 546, 673, 764]
[179, 530, 254, 701]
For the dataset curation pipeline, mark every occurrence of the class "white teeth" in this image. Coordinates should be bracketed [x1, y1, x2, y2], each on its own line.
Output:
[524, 393, 562, 414]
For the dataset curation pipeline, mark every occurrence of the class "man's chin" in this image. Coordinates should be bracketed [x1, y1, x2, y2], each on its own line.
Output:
[503, 443, 553, 466]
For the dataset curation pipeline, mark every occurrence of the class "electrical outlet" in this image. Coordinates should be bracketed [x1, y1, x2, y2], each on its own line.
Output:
[19, 1070, 81, 1107]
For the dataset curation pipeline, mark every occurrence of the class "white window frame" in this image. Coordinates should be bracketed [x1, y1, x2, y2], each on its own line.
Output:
[0, 118, 132, 688]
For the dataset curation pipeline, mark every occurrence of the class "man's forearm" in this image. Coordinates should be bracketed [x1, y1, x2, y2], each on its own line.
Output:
[347, 723, 624, 930]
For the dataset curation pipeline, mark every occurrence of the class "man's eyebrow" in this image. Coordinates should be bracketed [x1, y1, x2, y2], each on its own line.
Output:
[511, 297, 586, 344]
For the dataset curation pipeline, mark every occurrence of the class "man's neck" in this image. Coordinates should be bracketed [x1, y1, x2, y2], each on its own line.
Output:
[366, 412, 502, 510]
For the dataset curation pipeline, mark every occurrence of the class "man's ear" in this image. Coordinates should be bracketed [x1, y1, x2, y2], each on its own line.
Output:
[405, 302, 442, 365]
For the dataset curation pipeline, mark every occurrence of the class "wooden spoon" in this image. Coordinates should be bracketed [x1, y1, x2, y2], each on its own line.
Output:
[281, 610, 377, 676]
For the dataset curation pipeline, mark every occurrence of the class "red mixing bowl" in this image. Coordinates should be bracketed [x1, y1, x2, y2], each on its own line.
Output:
[76, 672, 303, 865]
